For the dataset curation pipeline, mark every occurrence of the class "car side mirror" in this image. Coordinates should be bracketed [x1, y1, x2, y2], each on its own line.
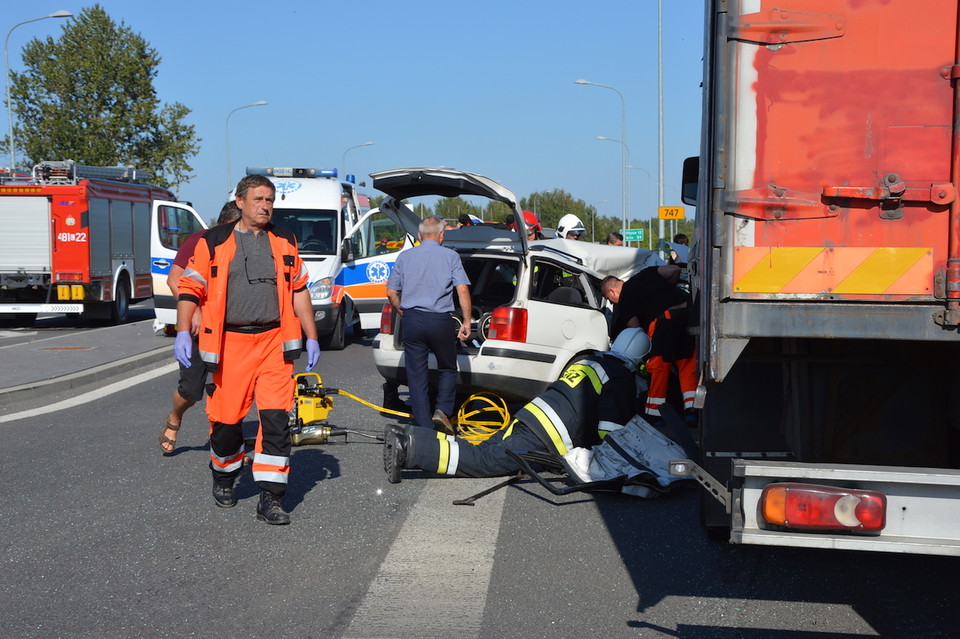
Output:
[341, 237, 355, 262]
[681, 156, 699, 206]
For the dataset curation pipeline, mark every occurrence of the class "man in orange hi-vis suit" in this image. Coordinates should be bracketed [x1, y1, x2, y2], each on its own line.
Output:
[602, 265, 697, 426]
[175, 174, 320, 525]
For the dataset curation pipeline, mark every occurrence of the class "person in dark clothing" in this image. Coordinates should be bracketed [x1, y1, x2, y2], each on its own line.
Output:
[382, 328, 651, 483]
[602, 266, 696, 422]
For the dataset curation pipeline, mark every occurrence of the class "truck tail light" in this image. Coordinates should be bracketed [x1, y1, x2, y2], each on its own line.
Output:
[380, 302, 395, 335]
[761, 482, 886, 533]
[487, 307, 527, 342]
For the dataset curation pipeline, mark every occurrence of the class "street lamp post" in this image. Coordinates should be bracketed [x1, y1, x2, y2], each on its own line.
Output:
[591, 200, 607, 243]
[627, 165, 652, 249]
[342, 141, 374, 178]
[225, 100, 267, 191]
[595, 135, 630, 240]
[5, 10, 72, 169]
[575, 79, 628, 235]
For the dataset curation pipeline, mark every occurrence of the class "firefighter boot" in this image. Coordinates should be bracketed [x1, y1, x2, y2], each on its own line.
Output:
[383, 424, 409, 484]
[212, 479, 237, 508]
[256, 490, 291, 525]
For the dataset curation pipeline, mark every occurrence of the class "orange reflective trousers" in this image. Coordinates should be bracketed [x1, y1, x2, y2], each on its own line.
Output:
[207, 328, 295, 494]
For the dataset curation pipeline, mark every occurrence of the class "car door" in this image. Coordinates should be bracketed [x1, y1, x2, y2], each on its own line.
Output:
[151, 201, 206, 327]
[337, 201, 420, 330]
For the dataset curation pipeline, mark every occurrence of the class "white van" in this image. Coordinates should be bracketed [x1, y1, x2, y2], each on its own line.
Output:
[241, 166, 420, 349]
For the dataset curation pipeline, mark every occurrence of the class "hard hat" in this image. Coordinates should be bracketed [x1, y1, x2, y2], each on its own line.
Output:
[607, 327, 652, 369]
[456, 392, 511, 444]
[557, 214, 586, 238]
[522, 210, 541, 234]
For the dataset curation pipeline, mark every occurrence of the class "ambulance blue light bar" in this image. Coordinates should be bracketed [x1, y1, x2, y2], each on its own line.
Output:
[246, 167, 337, 179]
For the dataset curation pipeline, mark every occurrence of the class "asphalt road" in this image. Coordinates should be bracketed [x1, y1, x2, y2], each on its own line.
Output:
[0, 321, 957, 638]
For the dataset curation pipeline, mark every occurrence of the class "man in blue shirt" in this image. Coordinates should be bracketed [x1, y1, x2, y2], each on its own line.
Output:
[386, 216, 471, 433]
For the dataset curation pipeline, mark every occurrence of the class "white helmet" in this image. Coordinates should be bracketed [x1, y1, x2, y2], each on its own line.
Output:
[607, 328, 652, 369]
[556, 214, 586, 239]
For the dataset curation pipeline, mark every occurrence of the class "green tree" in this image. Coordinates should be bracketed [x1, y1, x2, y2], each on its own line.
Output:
[520, 189, 594, 239]
[434, 197, 481, 220]
[9, 5, 199, 189]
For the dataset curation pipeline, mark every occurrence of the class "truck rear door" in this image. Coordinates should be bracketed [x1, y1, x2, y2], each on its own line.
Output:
[724, 0, 957, 305]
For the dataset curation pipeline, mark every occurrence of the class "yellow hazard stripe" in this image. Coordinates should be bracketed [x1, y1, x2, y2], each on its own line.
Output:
[734, 247, 933, 295]
[734, 247, 823, 293]
[525, 402, 568, 456]
[832, 247, 931, 294]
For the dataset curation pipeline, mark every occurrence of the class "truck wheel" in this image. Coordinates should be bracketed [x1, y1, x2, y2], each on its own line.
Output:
[111, 278, 130, 325]
[320, 309, 347, 351]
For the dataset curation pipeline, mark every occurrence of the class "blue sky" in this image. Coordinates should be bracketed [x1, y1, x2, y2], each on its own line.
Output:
[4, 1, 706, 226]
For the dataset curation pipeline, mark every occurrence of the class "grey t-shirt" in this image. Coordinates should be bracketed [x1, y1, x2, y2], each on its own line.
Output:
[225, 228, 280, 326]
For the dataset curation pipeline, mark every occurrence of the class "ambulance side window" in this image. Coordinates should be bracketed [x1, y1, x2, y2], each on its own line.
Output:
[352, 211, 405, 259]
[158, 205, 205, 251]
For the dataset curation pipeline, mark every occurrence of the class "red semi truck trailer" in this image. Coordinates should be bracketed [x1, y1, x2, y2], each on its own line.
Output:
[677, 0, 960, 555]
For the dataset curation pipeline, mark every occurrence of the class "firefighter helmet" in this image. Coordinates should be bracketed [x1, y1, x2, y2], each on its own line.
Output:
[556, 214, 586, 239]
[522, 210, 541, 236]
[608, 327, 652, 369]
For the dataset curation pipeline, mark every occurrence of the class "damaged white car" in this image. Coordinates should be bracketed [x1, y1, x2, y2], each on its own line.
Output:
[371, 167, 663, 402]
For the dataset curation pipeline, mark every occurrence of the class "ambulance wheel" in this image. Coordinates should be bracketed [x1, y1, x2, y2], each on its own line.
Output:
[321, 310, 346, 351]
[110, 278, 130, 325]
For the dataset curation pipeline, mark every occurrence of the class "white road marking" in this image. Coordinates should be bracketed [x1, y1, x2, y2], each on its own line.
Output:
[341, 478, 508, 639]
[0, 330, 37, 340]
[0, 362, 177, 423]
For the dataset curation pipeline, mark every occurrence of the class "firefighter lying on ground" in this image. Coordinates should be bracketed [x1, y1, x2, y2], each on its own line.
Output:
[382, 328, 651, 483]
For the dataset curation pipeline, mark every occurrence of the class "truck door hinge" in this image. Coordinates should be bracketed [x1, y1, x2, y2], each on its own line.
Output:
[726, 8, 846, 45]
[823, 174, 955, 209]
[722, 186, 828, 221]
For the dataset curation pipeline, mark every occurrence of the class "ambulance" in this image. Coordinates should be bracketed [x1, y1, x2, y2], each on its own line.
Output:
[241, 166, 420, 349]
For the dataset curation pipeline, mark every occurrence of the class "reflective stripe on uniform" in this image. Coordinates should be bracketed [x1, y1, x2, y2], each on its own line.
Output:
[252, 452, 290, 484]
[528, 397, 572, 456]
[181, 267, 207, 288]
[597, 419, 624, 440]
[210, 446, 244, 473]
[435, 431, 460, 475]
[282, 337, 303, 353]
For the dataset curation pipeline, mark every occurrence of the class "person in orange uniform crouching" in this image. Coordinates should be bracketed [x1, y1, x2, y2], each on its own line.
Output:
[602, 265, 697, 426]
[175, 174, 320, 525]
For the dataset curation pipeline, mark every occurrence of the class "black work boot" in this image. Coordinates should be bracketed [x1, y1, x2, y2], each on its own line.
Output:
[212, 479, 237, 508]
[383, 424, 409, 484]
[256, 490, 291, 525]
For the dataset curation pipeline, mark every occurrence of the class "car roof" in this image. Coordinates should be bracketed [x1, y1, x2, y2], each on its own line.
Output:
[529, 239, 665, 279]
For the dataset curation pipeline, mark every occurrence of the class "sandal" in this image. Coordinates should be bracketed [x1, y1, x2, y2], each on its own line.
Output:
[159, 418, 181, 454]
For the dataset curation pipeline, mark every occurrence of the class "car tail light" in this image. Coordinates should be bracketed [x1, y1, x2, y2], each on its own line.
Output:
[487, 307, 527, 342]
[379, 302, 394, 335]
[760, 482, 886, 533]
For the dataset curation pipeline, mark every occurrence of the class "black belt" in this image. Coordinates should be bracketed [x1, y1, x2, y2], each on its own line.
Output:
[225, 321, 280, 334]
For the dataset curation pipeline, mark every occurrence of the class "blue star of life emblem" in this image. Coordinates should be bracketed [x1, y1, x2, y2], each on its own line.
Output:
[366, 261, 391, 283]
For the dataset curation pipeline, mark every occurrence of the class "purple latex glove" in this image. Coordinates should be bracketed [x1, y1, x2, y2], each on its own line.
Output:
[306, 338, 321, 371]
[174, 331, 193, 368]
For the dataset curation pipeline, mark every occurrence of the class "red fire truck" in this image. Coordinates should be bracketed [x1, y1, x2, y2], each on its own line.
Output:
[0, 160, 204, 325]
